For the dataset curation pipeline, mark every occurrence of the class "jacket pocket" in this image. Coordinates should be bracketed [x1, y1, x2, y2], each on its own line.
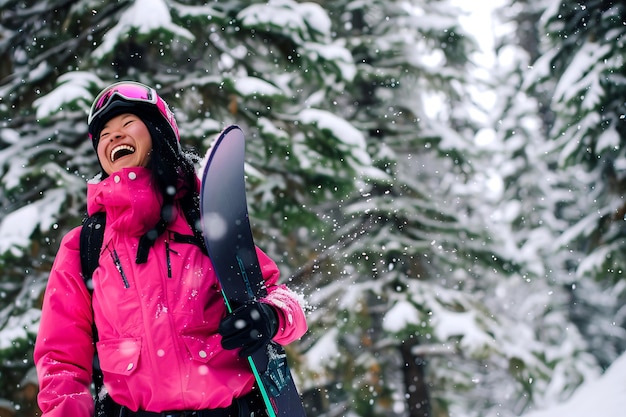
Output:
[180, 326, 221, 363]
[96, 337, 142, 375]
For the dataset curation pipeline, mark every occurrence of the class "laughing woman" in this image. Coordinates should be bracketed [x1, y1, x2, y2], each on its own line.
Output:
[34, 81, 307, 417]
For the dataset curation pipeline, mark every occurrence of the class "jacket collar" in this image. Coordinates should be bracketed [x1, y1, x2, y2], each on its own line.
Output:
[87, 167, 162, 236]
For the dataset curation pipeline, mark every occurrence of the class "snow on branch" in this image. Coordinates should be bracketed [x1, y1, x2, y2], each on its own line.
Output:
[0, 188, 67, 257]
[93, 0, 194, 59]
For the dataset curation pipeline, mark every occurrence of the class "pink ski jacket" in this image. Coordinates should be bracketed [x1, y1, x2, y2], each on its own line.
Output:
[34, 167, 307, 416]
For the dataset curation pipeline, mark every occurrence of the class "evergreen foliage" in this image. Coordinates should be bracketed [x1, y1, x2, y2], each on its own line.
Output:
[0, 1, 624, 417]
[524, 0, 626, 371]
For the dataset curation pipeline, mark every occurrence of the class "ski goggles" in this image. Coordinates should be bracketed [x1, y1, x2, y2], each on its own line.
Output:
[88, 81, 158, 125]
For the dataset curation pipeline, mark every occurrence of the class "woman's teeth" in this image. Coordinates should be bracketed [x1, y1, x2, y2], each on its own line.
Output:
[111, 145, 135, 162]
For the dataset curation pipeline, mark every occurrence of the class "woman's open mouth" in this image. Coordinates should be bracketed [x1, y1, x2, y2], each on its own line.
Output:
[111, 145, 136, 162]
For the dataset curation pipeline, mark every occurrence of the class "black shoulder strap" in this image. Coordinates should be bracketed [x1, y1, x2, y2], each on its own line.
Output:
[79, 212, 107, 406]
[136, 218, 168, 264]
[80, 212, 106, 287]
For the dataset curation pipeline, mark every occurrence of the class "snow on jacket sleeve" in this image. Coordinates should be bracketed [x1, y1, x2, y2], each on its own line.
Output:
[34, 227, 96, 417]
[256, 248, 308, 345]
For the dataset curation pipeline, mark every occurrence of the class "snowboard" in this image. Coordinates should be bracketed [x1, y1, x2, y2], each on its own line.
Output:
[199, 125, 307, 417]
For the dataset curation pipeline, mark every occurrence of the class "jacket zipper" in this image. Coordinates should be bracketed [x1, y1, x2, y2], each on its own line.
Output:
[165, 241, 179, 278]
[105, 244, 130, 288]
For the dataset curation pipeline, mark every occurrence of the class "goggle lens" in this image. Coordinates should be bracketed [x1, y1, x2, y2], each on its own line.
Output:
[88, 82, 157, 124]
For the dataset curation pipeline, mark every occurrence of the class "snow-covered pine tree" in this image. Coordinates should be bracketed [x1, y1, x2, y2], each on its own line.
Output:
[0, 2, 95, 413]
[295, 1, 572, 416]
[465, 1, 605, 413]
[524, 0, 626, 374]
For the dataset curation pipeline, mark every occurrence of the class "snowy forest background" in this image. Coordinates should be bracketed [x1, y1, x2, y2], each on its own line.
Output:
[1, 0, 626, 416]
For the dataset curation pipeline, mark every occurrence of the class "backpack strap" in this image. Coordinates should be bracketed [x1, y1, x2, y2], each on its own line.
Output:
[136, 218, 168, 264]
[79, 212, 107, 409]
[80, 212, 107, 287]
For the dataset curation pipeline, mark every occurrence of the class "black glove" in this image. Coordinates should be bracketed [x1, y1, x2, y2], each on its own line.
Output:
[219, 301, 279, 357]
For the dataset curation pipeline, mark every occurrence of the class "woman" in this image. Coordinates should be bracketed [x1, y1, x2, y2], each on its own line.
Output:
[34, 81, 307, 417]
